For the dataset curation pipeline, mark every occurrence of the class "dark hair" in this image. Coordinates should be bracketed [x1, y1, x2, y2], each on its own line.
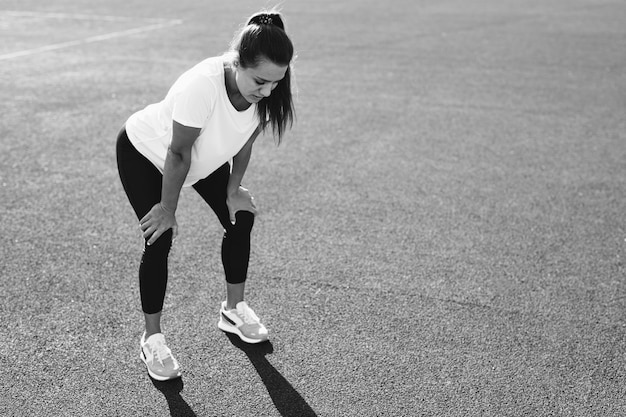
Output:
[229, 11, 295, 142]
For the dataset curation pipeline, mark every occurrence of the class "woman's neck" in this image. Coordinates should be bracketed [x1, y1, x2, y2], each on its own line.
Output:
[224, 63, 252, 111]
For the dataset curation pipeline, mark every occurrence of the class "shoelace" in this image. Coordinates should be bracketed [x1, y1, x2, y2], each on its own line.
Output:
[238, 305, 259, 325]
[148, 339, 171, 366]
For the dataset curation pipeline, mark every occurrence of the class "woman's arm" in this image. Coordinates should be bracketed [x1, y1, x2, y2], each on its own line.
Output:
[140, 121, 200, 245]
[226, 125, 262, 224]
[161, 121, 200, 212]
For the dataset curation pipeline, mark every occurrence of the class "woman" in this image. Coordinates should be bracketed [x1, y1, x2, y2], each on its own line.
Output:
[116, 10, 295, 381]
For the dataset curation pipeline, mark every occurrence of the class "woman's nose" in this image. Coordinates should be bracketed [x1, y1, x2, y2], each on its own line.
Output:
[260, 84, 272, 97]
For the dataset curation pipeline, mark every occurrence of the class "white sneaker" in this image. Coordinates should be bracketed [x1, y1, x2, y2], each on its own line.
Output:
[139, 332, 181, 381]
[218, 301, 269, 343]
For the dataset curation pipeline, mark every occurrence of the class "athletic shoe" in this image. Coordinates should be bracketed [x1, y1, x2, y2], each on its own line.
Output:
[139, 332, 181, 381]
[218, 301, 269, 343]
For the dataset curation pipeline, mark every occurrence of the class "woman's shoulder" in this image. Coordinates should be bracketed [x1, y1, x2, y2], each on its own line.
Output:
[191, 55, 226, 76]
[177, 57, 219, 86]
[174, 56, 225, 95]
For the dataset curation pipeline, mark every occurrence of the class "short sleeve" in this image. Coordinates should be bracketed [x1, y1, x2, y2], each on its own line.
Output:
[172, 75, 216, 128]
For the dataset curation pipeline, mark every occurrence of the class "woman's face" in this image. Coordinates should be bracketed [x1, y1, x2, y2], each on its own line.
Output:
[236, 58, 288, 104]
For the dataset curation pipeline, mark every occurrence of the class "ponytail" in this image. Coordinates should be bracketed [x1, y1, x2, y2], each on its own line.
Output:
[229, 11, 295, 142]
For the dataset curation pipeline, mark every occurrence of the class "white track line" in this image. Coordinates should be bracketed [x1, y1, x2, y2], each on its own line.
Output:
[0, 12, 182, 61]
[1, 10, 160, 22]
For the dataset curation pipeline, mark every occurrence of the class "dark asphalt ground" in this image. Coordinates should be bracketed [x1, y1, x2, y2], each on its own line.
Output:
[1, 0, 626, 415]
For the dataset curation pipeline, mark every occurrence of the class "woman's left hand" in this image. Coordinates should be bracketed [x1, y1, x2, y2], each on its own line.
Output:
[139, 203, 178, 245]
[226, 186, 257, 225]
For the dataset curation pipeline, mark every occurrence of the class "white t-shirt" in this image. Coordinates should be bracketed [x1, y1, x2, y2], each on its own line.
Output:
[126, 56, 258, 187]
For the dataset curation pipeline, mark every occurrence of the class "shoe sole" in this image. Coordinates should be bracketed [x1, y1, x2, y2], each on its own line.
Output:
[140, 350, 181, 381]
[218, 317, 268, 344]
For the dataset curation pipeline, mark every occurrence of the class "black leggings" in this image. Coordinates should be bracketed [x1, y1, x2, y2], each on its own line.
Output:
[116, 128, 254, 314]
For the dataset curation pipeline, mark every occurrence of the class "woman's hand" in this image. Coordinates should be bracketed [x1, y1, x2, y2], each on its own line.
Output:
[139, 203, 178, 245]
[227, 186, 257, 225]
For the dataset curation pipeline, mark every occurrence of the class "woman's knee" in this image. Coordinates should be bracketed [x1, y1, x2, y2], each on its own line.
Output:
[142, 229, 173, 257]
[228, 211, 255, 234]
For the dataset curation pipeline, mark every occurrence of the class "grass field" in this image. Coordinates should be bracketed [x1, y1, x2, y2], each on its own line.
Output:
[1, 0, 626, 416]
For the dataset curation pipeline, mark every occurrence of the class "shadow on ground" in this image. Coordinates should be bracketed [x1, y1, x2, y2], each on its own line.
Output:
[152, 377, 197, 417]
[225, 333, 318, 417]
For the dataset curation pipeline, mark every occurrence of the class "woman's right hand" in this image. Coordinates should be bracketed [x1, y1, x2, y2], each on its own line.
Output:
[139, 203, 178, 245]
[227, 186, 257, 225]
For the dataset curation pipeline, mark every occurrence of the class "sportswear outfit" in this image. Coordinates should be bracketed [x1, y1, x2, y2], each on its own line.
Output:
[116, 56, 269, 379]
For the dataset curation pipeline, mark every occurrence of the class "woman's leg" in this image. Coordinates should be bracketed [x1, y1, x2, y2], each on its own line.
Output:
[192, 164, 255, 308]
[116, 127, 173, 337]
[193, 164, 267, 343]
